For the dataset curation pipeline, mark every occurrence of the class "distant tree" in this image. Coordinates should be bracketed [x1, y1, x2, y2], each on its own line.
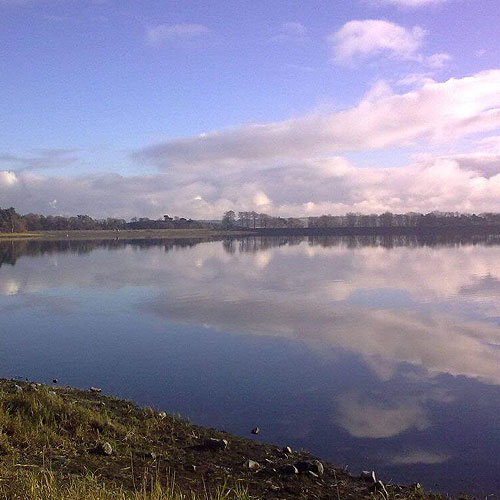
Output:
[221, 210, 236, 229]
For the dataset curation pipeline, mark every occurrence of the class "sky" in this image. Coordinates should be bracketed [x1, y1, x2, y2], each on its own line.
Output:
[0, 0, 499, 219]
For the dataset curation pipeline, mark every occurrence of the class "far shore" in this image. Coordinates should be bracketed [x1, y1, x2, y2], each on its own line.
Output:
[0, 228, 251, 241]
[1, 224, 500, 242]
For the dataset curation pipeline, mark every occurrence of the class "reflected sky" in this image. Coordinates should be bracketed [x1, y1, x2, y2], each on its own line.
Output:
[0, 236, 499, 496]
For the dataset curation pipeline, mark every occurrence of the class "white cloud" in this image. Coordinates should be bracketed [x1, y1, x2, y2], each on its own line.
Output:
[146, 24, 210, 45]
[426, 52, 451, 68]
[1, 71, 499, 220]
[135, 70, 500, 169]
[2, 154, 500, 219]
[328, 19, 426, 62]
[396, 72, 435, 87]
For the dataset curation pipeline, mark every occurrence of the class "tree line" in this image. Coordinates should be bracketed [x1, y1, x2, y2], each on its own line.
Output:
[0, 207, 211, 233]
[222, 210, 500, 229]
[2, 206, 500, 233]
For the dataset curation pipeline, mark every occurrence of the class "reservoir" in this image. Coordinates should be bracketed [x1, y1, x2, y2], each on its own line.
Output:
[0, 235, 499, 496]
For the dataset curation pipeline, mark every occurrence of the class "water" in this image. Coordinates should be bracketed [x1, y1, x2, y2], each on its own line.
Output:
[0, 235, 499, 496]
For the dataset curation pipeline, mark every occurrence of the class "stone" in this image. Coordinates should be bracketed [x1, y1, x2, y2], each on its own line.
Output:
[311, 460, 324, 476]
[52, 379, 58, 384]
[29, 383, 38, 391]
[243, 459, 260, 470]
[371, 481, 389, 498]
[251, 427, 260, 435]
[295, 460, 324, 476]
[295, 461, 311, 473]
[90, 387, 102, 393]
[101, 442, 113, 455]
[281, 464, 299, 475]
[185, 464, 197, 472]
[283, 446, 292, 454]
[203, 438, 228, 451]
[158, 411, 167, 419]
[361, 470, 377, 483]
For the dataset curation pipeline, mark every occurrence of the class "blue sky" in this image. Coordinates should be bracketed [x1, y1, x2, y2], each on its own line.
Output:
[1, 0, 499, 218]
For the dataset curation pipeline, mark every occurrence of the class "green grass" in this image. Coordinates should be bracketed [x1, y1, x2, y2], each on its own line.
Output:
[0, 469, 256, 500]
[0, 383, 254, 499]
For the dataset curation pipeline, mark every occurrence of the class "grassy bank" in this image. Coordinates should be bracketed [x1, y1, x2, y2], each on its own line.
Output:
[0, 379, 450, 500]
[0, 229, 250, 241]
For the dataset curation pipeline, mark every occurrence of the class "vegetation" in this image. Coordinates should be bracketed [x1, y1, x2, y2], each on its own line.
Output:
[0, 379, 447, 500]
[0, 208, 212, 233]
[224, 210, 500, 229]
[3, 206, 500, 234]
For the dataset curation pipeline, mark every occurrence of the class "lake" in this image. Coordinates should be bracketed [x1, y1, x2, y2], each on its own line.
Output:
[0, 235, 499, 496]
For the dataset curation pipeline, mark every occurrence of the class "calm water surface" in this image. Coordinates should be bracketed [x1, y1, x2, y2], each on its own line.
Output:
[0, 236, 499, 496]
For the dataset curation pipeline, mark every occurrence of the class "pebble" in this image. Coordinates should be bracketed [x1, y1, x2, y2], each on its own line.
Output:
[281, 464, 299, 475]
[90, 387, 102, 393]
[283, 446, 292, 454]
[203, 438, 228, 451]
[251, 427, 260, 435]
[52, 379, 58, 384]
[158, 411, 167, 419]
[243, 459, 260, 470]
[101, 442, 113, 456]
[372, 480, 389, 498]
[361, 470, 377, 483]
[295, 460, 324, 476]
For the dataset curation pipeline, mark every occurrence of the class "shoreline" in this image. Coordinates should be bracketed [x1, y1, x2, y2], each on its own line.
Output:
[1, 225, 499, 242]
[0, 228, 251, 241]
[0, 378, 450, 499]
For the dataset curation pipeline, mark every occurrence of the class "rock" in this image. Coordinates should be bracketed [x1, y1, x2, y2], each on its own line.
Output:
[243, 459, 260, 470]
[251, 427, 260, 435]
[266, 481, 280, 492]
[281, 464, 299, 475]
[202, 438, 228, 451]
[52, 379, 58, 384]
[283, 446, 292, 454]
[185, 464, 197, 472]
[14, 385, 23, 394]
[101, 442, 113, 456]
[361, 470, 377, 483]
[295, 461, 311, 473]
[90, 387, 102, 393]
[312, 460, 324, 476]
[371, 480, 389, 498]
[158, 411, 167, 419]
[29, 383, 38, 391]
[295, 460, 324, 476]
